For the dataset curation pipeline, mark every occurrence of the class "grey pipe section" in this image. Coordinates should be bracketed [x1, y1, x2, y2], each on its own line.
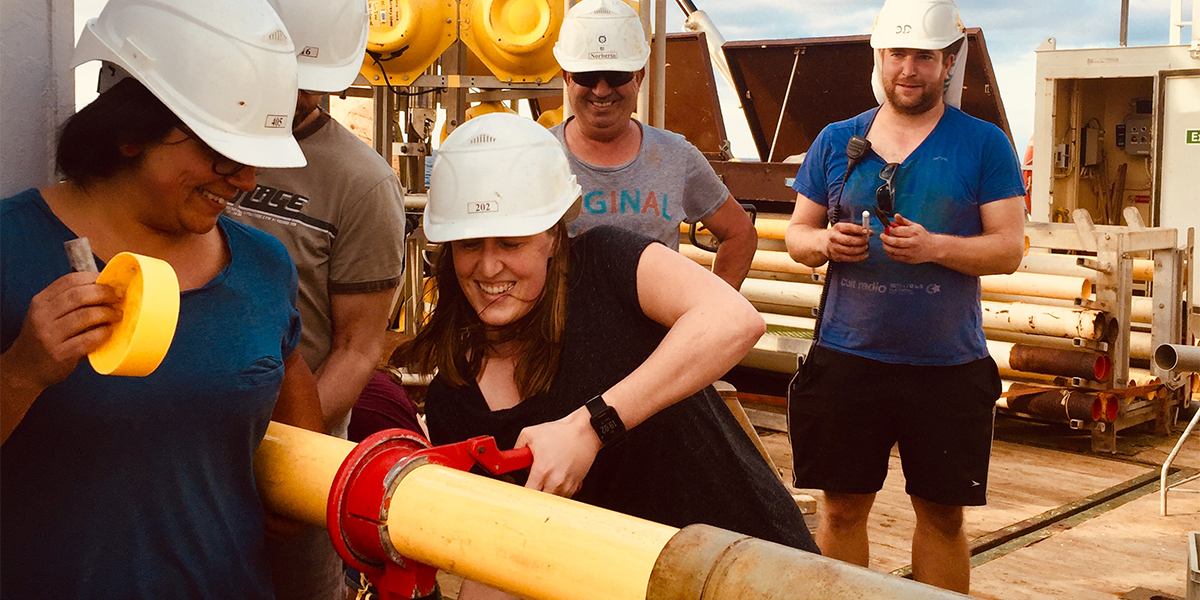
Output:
[647, 525, 972, 600]
[1153, 344, 1200, 373]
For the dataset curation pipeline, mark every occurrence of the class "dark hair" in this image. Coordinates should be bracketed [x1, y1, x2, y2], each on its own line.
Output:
[56, 77, 183, 186]
[399, 222, 571, 399]
[942, 37, 965, 59]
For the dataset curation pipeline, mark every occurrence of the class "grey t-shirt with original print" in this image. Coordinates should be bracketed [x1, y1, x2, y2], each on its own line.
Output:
[551, 118, 729, 250]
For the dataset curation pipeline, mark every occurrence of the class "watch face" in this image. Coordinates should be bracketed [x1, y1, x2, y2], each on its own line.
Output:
[598, 419, 620, 437]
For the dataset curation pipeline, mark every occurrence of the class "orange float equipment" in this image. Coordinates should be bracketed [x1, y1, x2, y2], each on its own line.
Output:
[460, 0, 564, 83]
[537, 105, 564, 128]
[360, 0, 457, 86]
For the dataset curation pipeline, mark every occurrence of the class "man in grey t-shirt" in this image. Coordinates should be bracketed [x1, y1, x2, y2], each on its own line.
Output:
[224, 1, 408, 599]
[549, 0, 756, 289]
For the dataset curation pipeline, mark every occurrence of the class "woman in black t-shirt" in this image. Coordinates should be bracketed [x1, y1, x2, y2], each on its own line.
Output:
[400, 116, 817, 600]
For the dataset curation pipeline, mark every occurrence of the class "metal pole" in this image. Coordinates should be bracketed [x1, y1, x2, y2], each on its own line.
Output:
[373, 86, 395, 166]
[767, 48, 800, 162]
[637, 0, 651, 122]
[563, 0, 574, 120]
[1119, 0, 1129, 46]
[1170, 0, 1183, 45]
[652, 0, 667, 128]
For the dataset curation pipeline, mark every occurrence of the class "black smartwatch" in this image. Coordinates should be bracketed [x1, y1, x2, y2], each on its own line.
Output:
[585, 395, 627, 447]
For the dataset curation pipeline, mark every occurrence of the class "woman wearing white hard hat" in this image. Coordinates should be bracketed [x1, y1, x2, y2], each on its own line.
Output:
[0, 0, 323, 597]
[402, 113, 817, 596]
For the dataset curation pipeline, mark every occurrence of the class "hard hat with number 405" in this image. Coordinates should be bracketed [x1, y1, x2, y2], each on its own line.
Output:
[72, 0, 305, 168]
[425, 114, 581, 244]
[552, 0, 649, 73]
[268, 0, 370, 93]
[870, 0, 964, 50]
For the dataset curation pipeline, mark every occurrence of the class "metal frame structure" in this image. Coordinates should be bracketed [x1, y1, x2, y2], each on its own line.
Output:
[1025, 212, 1192, 451]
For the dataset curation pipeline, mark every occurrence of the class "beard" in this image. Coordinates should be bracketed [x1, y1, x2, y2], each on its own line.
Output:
[883, 77, 943, 116]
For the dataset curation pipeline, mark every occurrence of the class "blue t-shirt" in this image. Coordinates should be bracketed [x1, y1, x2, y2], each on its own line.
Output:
[792, 106, 1025, 365]
[1, 189, 301, 599]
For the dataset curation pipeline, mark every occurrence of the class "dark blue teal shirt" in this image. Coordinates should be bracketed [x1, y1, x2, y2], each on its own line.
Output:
[792, 106, 1025, 365]
[1, 188, 301, 599]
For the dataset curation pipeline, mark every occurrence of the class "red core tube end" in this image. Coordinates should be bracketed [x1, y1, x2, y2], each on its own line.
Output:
[1093, 355, 1112, 382]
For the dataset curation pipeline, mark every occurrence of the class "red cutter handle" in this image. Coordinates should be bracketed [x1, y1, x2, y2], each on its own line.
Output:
[463, 436, 534, 474]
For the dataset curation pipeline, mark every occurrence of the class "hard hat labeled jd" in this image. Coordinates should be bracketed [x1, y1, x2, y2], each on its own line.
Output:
[73, 0, 305, 168]
[553, 0, 650, 73]
[868, 0, 968, 108]
[426, 114, 581, 243]
[268, 0, 370, 92]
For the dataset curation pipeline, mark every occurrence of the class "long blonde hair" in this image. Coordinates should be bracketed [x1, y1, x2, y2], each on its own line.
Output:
[399, 222, 571, 399]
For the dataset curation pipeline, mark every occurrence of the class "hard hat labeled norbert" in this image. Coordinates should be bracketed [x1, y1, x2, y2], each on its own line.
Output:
[269, 0, 370, 92]
[73, 0, 305, 168]
[869, 0, 969, 108]
[425, 114, 581, 243]
[553, 0, 650, 73]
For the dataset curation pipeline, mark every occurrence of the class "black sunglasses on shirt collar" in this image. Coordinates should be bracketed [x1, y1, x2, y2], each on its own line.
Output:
[570, 70, 636, 89]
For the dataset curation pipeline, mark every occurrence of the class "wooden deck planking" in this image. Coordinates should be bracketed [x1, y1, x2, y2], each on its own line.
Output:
[970, 491, 1200, 599]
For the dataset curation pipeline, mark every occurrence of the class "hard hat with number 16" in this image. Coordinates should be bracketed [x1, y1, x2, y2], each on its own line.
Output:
[268, 0, 370, 93]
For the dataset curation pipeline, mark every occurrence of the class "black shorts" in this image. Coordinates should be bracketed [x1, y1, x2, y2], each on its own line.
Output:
[787, 345, 1000, 506]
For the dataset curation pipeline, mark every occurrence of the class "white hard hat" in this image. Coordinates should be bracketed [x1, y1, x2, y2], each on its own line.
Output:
[552, 0, 649, 73]
[870, 0, 964, 51]
[73, 0, 306, 168]
[268, 0, 369, 92]
[868, 0, 968, 108]
[425, 114, 581, 243]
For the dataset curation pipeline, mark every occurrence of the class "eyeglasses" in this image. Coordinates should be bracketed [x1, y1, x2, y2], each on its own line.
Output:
[174, 127, 248, 177]
[570, 71, 636, 89]
[874, 162, 899, 224]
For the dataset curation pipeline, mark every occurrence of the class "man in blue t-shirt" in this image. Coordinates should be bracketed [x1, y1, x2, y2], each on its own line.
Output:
[783, 0, 1025, 593]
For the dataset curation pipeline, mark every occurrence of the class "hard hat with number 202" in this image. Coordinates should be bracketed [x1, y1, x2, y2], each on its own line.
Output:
[425, 114, 581, 243]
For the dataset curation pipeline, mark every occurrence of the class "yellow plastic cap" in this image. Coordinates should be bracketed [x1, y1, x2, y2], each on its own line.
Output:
[88, 252, 180, 377]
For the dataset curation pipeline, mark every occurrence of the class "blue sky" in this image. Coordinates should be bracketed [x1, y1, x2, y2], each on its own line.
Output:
[75, 0, 1186, 158]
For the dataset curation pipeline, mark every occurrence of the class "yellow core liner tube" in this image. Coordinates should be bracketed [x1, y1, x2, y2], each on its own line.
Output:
[256, 422, 676, 600]
[256, 423, 970, 600]
[387, 465, 678, 600]
[256, 422, 356, 526]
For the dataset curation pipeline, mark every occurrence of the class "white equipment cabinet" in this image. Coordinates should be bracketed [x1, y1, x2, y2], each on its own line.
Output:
[1030, 40, 1199, 293]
